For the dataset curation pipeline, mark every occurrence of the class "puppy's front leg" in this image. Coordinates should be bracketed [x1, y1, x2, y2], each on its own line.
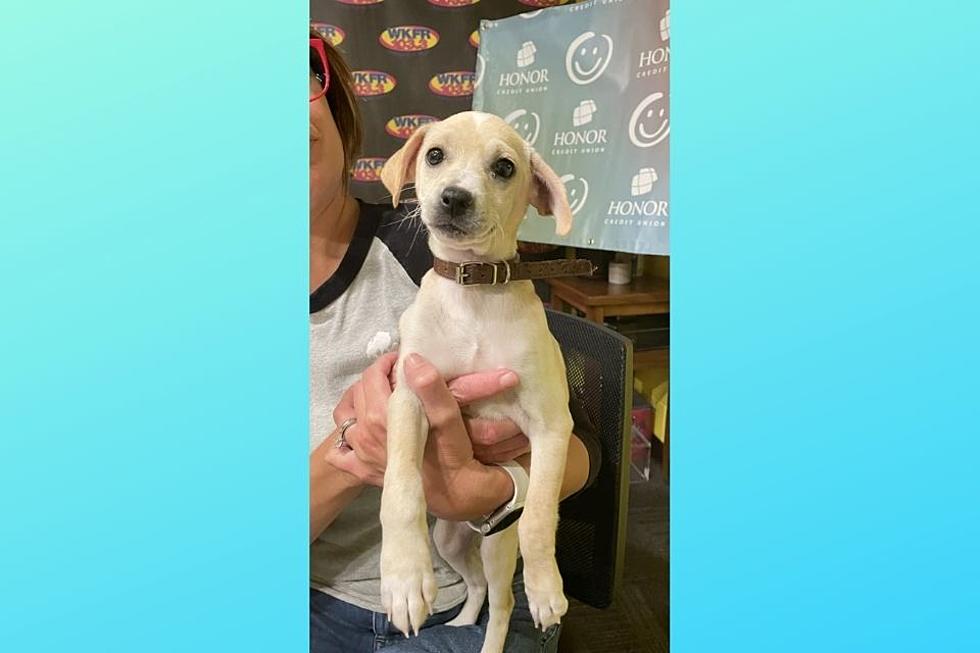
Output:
[518, 415, 573, 630]
[380, 382, 436, 637]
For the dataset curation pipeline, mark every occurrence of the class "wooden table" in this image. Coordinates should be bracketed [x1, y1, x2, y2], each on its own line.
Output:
[548, 277, 670, 367]
[547, 274, 670, 480]
[547, 276, 669, 366]
[546, 275, 669, 323]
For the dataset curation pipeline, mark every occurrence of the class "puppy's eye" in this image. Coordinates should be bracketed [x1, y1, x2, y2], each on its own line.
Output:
[491, 158, 515, 180]
[425, 148, 444, 166]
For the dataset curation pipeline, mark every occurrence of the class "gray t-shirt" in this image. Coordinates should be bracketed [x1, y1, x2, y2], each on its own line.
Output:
[309, 201, 467, 613]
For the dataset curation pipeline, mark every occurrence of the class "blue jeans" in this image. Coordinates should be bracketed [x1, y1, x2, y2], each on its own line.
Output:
[310, 563, 561, 653]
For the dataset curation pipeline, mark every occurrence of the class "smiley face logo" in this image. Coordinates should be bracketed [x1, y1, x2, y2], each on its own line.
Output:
[504, 108, 541, 146]
[559, 173, 589, 215]
[565, 31, 614, 85]
[629, 92, 669, 148]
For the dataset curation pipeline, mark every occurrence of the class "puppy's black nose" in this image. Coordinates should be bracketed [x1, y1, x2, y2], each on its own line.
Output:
[440, 186, 473, 218]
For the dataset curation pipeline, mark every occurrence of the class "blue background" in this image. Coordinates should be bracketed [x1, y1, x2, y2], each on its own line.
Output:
[673, 1, 980, 651]
[1, 1, 978, 651]
[0, 2, 307, 651]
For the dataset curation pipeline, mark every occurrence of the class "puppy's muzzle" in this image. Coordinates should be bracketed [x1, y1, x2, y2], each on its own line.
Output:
[440, 186, 473, 219]
[431, 186, 480, 239]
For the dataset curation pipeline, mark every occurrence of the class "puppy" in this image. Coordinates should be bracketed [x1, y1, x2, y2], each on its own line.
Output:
[379, 111, 576, 653]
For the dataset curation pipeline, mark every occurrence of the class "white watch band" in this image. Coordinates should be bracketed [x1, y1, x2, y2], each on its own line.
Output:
[467, 461, 530, 535]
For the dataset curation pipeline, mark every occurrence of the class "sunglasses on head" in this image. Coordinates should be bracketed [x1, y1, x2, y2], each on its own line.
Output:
[310, 38, 330, 102]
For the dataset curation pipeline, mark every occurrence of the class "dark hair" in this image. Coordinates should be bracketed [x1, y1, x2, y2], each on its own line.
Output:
[311, 28, 362, 189]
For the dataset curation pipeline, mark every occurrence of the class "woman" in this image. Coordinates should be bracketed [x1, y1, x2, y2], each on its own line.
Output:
[308, 33, 599, 653]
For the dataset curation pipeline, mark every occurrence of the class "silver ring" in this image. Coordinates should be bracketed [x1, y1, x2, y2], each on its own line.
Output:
[336, 417, 357, 449]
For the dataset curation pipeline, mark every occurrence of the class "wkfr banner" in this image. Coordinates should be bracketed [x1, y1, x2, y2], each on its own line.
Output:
[473, 0, 670, 255]
[312, 0, 583, 204]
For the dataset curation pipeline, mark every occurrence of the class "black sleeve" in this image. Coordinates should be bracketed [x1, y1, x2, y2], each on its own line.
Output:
[374, 201, 433, 286]
[568, 389, 602, 495]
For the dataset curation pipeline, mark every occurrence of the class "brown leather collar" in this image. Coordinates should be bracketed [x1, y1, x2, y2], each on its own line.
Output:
[432, 256, 596, 286]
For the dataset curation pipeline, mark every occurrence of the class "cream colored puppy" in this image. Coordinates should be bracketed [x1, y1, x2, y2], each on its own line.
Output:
[378, 111, 575, 653]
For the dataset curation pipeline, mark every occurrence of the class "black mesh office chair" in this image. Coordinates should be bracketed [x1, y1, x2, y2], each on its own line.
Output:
[548, 309, 633, 609]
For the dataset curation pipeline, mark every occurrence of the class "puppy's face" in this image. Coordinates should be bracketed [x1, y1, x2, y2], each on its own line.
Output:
[381, 111, 572, 259]
[413, 114, 529, 250]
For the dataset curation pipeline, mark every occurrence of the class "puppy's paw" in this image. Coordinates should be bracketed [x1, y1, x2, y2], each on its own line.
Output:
[523, 562, 567, 630]
[381, 542, 437, 637]
[446, 612, 478, 628]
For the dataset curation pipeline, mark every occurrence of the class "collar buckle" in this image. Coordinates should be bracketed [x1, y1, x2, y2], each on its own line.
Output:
[455, 261, 482, 286]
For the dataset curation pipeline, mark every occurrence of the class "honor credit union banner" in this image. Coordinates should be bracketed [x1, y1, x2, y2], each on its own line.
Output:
[473, 0, 670, 255]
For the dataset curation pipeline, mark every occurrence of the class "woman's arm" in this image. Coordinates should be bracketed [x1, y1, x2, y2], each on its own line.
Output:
[466, 393, 599, 501]
[443, 432, 591, 522]
[310, 430, 363, 543]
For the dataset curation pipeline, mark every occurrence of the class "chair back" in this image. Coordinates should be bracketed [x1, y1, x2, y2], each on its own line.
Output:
[547, 309, 633, 609]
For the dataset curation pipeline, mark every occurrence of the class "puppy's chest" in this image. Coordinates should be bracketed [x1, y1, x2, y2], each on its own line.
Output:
[429, 315, 526, 375]
[403, 290, 533, 378]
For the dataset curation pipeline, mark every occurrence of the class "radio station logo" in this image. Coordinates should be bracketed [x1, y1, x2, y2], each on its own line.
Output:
[311, 23, 345, 46]
[560, 174, 589, 215]
[565, 31, 614, 85]
[429, 71, 476, 96]
[503, 108, 541, 146]
[379, 25, 439, 52]
[629, 92, 669, 148]
[426, 0, 479, 6]
[552, 99, 606, 156]
[469, 30, 480, 48]
[335, 0, 384, 5]
[352, 157, 387, 182]
[385, 114, 439, 139]
[353, 70, 397, 96]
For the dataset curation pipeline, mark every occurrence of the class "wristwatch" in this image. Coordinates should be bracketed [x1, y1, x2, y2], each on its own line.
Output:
[467, 461, 529, 536]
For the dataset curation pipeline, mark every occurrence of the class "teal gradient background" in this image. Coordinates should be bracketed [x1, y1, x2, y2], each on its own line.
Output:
[2, 1, 979, 652]
[1, 2, 307, 651]
[674, 1, 979, 651]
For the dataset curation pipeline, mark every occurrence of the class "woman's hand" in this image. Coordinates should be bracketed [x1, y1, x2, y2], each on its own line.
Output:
[325, 352, 398, 487]
[429, 363, 531, 464]
[324, 353, 527, 513]
[403, 354, 518, 520]
[466, 415, 531, 464]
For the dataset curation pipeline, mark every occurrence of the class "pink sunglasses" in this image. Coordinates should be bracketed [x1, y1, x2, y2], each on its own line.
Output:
[310, 38, 330, 102]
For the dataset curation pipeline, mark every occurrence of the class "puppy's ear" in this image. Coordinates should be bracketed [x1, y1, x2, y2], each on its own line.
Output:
[528, 150, 573, 236]
[380, 124, 431, 207]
